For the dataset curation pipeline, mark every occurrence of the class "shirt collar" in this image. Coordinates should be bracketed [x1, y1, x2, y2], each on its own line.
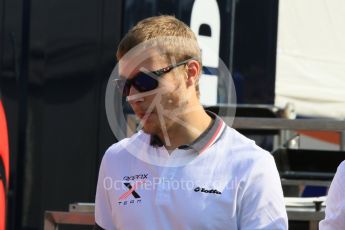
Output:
[150, 111, 226, 154]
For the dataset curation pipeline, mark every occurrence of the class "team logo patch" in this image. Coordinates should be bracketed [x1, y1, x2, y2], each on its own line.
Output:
[118, 174, 148, 206]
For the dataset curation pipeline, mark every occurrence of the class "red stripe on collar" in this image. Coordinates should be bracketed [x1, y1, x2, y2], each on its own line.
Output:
[199, 120, 224, 154]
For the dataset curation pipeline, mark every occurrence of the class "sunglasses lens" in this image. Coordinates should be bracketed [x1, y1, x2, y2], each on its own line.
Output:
[116, 72, 159, 96]
[132, 72, 159, 92]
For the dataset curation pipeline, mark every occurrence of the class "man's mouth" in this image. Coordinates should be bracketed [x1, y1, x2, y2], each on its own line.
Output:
[137, 111, 154, 120]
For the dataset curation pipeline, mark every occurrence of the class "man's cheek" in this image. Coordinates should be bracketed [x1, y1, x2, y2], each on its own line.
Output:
[161, 93, 181, 111]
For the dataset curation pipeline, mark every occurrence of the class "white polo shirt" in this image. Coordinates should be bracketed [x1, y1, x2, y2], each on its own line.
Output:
[319, 160, 345, 230]
[95, 113, 288, 229]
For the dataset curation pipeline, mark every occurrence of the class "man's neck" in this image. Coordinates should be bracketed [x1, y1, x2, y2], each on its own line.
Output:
[157, 105, 212, 151]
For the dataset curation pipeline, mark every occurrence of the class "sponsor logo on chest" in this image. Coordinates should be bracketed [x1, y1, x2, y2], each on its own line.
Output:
[194, 187, 222, 195]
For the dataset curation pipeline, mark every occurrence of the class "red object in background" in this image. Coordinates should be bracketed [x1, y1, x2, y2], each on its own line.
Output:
[298, 130, 340, 145]
[0, 100, 9, 230]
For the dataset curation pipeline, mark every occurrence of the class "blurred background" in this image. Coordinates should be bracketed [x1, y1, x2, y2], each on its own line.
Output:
[0, 0, 344, 229]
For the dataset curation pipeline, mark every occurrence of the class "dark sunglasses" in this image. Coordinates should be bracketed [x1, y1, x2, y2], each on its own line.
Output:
[116, 58, 194, 96]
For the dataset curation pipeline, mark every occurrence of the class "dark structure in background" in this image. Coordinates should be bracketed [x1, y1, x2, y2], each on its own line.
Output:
[233, 0, 278, 104]
[0, 0, 278, 229]
[0, 0, 122, 229]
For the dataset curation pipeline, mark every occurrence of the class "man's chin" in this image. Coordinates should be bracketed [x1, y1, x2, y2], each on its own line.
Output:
[141, 124, 158, 135]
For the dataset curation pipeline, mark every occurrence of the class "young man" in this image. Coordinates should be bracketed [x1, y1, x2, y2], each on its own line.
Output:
[319, 161, 345, 230]
[94, 15, 288, 229]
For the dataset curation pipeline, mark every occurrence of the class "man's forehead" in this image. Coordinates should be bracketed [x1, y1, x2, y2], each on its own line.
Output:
[118, 51, 168, 75]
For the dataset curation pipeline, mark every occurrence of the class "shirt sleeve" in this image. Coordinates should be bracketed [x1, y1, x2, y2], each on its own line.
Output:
[319, 161, 345, 230]
[238, 154, 288, 230]
[95, 154, 116, 229]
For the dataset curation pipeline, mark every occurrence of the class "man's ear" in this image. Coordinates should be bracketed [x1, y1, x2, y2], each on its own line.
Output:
[186, 60, 201, 87]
